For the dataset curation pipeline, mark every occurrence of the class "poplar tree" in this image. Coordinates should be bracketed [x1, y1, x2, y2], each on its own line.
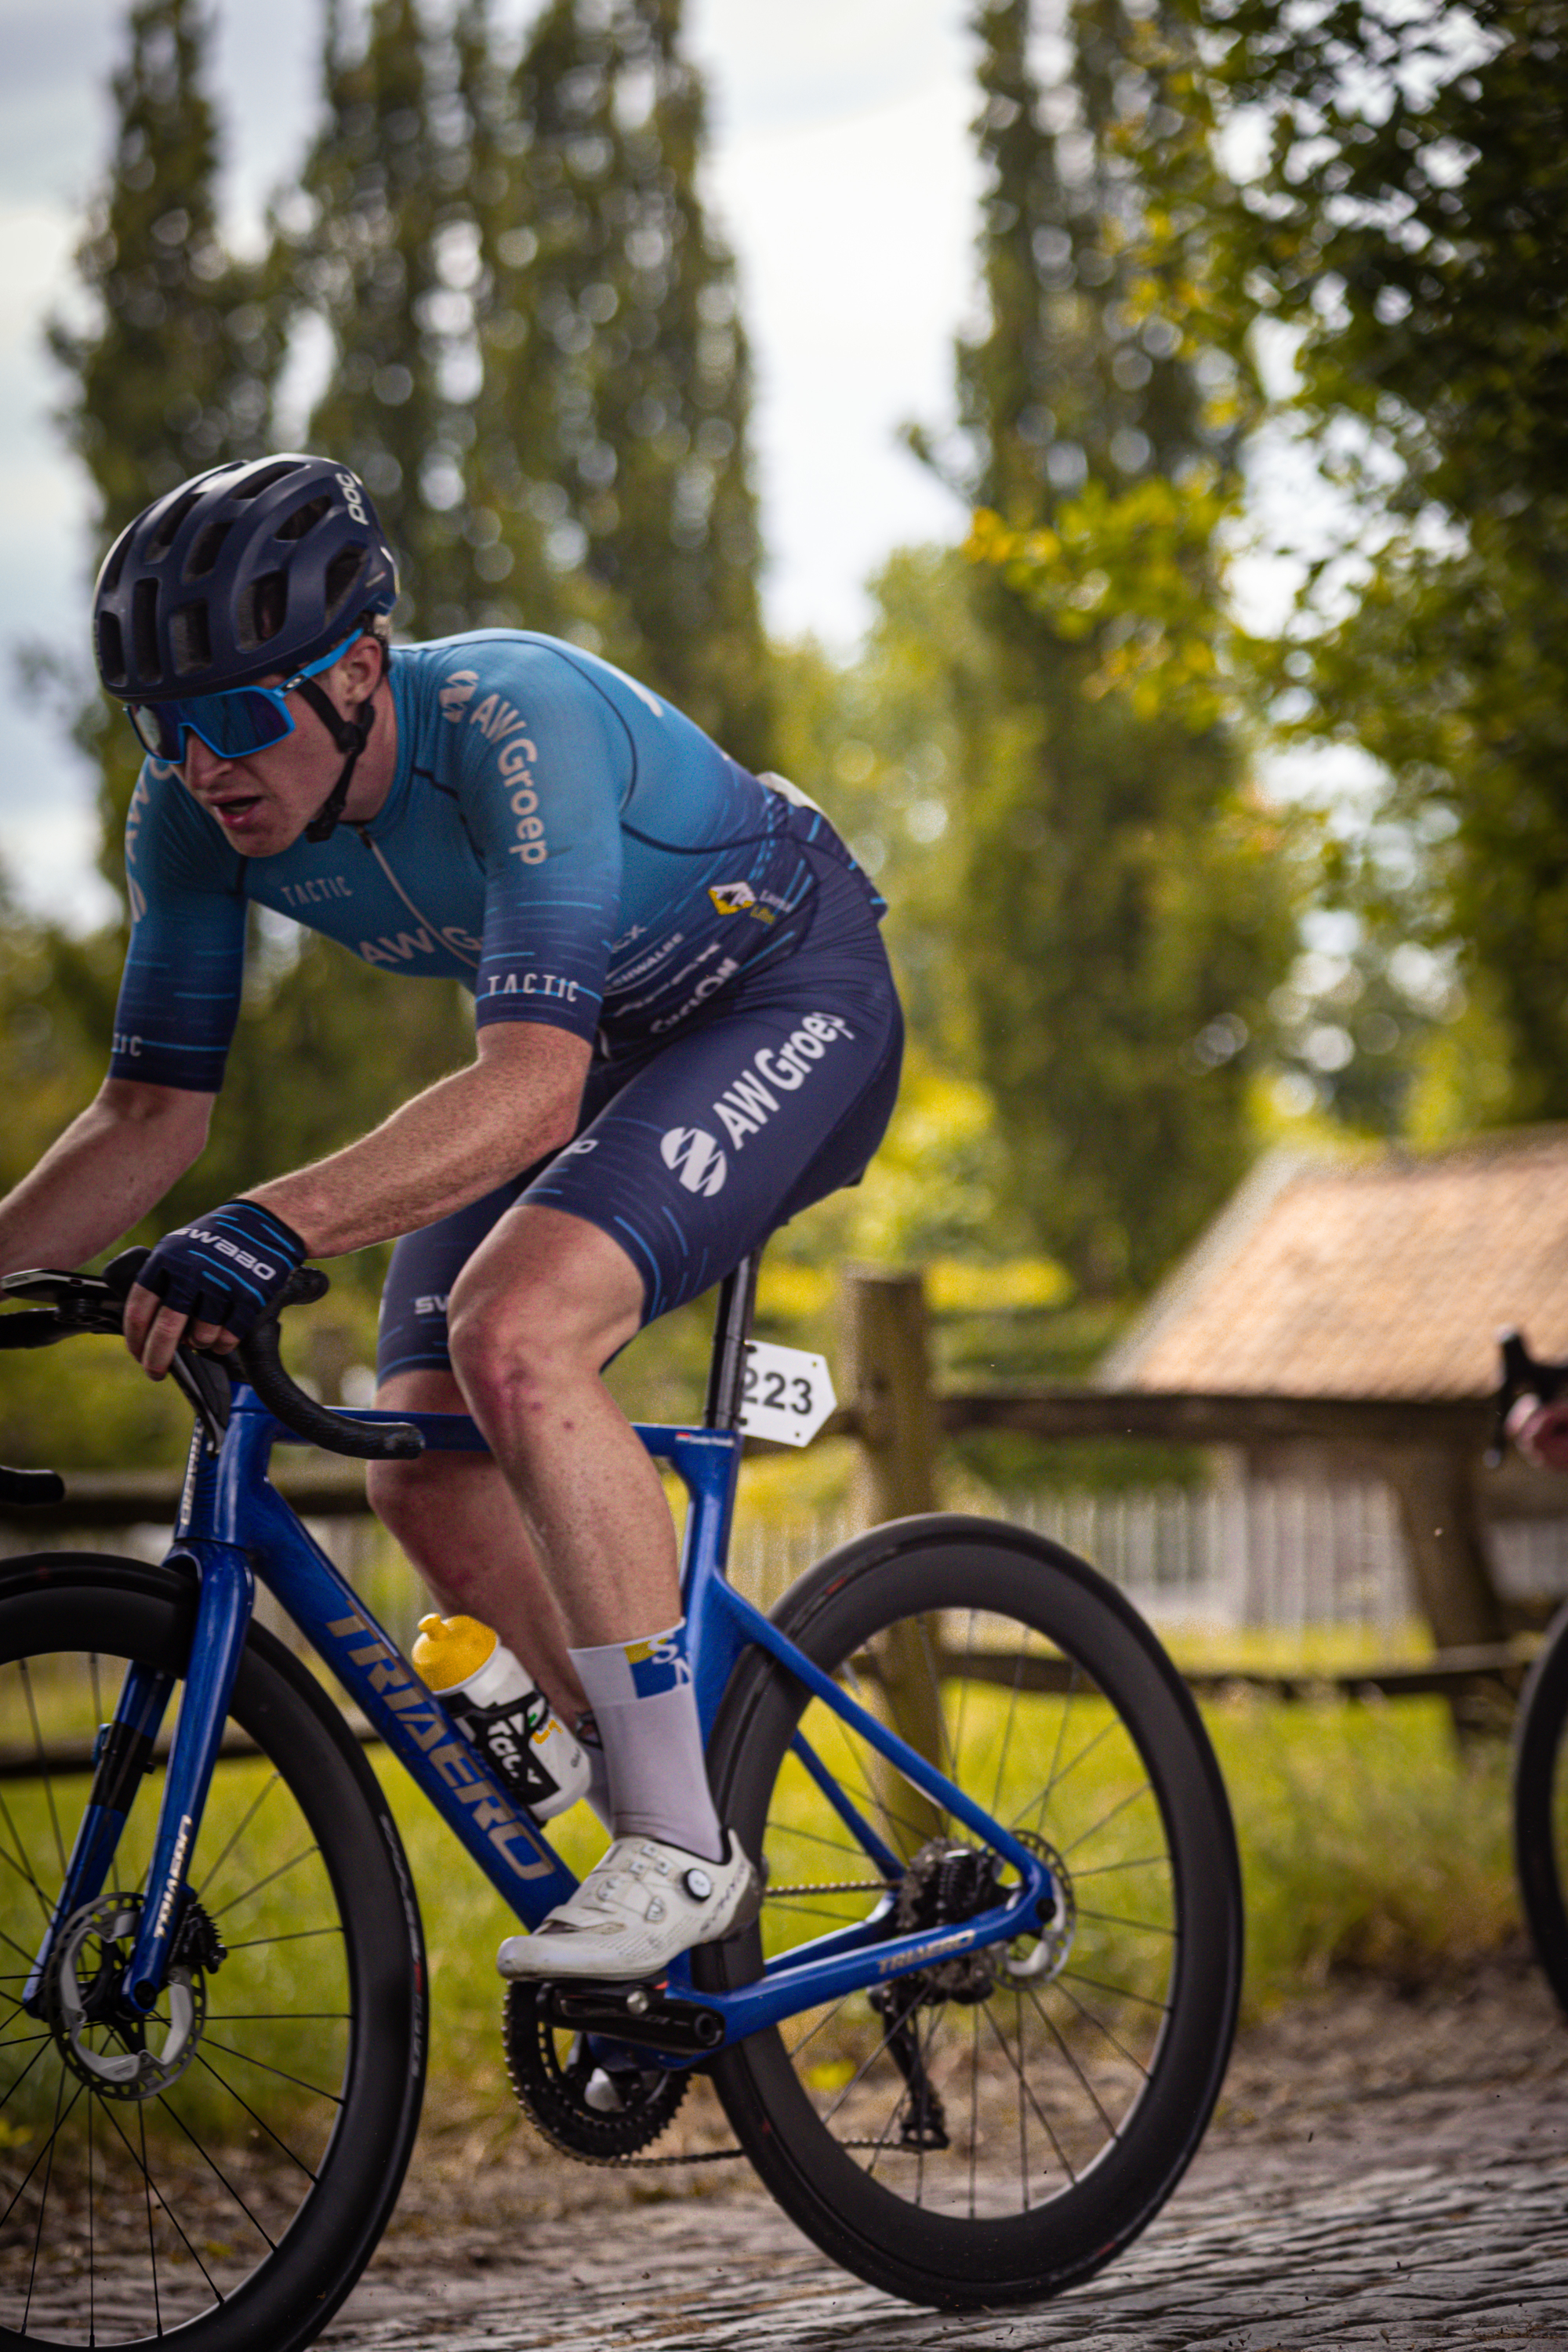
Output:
[924, 0, 1288, 1293]
[498, 0, 771, 764]
[47, 0, 284, 886]
[290, 0, 473, 637]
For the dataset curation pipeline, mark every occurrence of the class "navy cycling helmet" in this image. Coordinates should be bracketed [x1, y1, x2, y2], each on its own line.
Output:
[93, 453, 397, 703]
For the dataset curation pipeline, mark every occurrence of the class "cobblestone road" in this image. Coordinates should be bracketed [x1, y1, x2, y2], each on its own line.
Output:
[324, 1965, 1568, 2351]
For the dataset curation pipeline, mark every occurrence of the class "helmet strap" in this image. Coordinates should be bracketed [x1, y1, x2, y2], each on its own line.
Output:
[297, 671, 379, 844]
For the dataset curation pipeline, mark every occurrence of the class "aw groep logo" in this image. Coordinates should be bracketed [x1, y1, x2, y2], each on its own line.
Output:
[661, 1127, 727, 1196]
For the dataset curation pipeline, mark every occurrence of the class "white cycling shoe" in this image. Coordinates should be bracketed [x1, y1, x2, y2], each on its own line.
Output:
[497, 1831, 760, 1982]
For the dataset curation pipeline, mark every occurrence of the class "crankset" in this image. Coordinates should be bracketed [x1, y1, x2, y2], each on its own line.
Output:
[503, 1980, 691, 2162]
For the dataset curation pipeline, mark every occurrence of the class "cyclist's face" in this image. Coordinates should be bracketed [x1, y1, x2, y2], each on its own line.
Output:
[179, 639, 388, 856]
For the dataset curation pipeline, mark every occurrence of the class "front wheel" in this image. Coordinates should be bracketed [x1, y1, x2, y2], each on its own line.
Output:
[697, 1515, 1243, 2310]
[0, 1554, 427, 2352]
[1514, 1598, 1568, 2018]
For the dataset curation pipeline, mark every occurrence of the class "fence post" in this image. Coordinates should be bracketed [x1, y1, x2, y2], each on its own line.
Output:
[1387, 1446, 1509, 1737]
[839, 1265, 944, 1853]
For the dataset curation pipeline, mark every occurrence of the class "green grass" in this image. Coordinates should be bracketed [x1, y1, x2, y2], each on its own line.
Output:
[1206, 1687, 1519, 2016]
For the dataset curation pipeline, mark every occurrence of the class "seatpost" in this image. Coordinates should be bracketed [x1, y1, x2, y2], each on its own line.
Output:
[705, 1253, 759, 1429]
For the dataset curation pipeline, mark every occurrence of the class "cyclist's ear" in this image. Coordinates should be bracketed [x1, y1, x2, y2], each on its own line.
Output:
[103, 1247, 151, 1299]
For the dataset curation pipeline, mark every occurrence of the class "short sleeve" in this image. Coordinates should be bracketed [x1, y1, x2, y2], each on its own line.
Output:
[456, 646, 630, 1047]
[109, 761, 247, 1091]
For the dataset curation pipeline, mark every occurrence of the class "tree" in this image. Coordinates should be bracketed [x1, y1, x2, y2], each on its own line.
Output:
[1167, 0, 1568, 1121]
[920, 0, 1290, 1292]
[287, 0, 534, 639]
[497, 0, 772, 764]
[45, 0, 286, 893]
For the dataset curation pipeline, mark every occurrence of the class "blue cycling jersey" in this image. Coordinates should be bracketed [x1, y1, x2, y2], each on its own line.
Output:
[110, 630, 880, 1093]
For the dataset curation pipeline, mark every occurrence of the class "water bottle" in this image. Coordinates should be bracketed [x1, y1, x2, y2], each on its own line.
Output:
[412, 1613, 591, 1821]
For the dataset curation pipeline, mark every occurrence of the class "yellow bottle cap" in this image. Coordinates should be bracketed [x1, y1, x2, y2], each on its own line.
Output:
[412, 1613, 499, 1693]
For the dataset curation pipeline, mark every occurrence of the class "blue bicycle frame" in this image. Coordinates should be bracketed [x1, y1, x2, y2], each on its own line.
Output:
[28, 1306, 1055, 2058]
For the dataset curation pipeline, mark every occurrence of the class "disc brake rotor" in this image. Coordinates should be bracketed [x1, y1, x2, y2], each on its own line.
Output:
[47, 1891, 215, 2100]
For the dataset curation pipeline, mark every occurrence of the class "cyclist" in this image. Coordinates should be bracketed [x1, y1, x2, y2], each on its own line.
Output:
[0, 452, 903, 1982]
[1510, 1397, 1568, 1472]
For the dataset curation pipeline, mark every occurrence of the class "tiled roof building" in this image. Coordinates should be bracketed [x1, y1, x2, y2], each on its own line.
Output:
[1102, 1129, 1568, 1404]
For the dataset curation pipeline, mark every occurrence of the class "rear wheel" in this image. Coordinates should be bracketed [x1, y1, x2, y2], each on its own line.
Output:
[1513, 1598, 1568, 2018]
[0, 1554, 427, 2351]
[697, 1515, 1242, 2309]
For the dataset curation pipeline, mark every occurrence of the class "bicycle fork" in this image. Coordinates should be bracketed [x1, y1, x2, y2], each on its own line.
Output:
[24, 1523, 255, 2020]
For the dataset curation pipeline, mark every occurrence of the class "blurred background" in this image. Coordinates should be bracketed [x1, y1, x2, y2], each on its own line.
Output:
[0, 0, 1556, 1505]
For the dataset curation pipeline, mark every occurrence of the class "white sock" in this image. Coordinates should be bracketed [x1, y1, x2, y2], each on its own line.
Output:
[574, 1713, 614, 1831]
[568, 1621, 724, 1864]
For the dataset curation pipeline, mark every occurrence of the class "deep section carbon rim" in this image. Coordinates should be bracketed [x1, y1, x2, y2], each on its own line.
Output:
[0, 1557, 426, 2350]
[699, 1518, 1242, 2307]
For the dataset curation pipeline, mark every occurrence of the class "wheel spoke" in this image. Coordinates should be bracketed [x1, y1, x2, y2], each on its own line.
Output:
[200, 2033, 346, 2106]
[194, 1767, 283, 1903]
[0, 1787, 54, 1925]
[17, 1660, 71, 1878]
[1022, 1982, 1120, 2140]
[96, 2090, 230, 2308]
[206, 1840, 324, 1922]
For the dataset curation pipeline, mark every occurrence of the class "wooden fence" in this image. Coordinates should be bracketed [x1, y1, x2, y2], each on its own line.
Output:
[0, 1264, 1546, 1715]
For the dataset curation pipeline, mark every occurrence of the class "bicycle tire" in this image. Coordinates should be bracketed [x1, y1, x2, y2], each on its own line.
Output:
[0, 1553, 427, 2352]
[695, 1514, 1242, 2310]
[1513, 1596, 1568, 2019]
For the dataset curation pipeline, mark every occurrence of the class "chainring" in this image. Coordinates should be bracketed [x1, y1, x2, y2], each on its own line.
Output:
[503, 1980, 690, 2163]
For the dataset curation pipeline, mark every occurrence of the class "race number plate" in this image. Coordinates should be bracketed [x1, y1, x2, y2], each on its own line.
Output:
[738, 1340, 837, 1447]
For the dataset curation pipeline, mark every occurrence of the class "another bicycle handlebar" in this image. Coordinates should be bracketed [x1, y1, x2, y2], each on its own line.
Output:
[0, 1260, 423, 1466]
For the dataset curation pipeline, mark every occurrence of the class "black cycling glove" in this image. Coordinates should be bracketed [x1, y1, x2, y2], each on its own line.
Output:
[133, 1200, 307, 1343]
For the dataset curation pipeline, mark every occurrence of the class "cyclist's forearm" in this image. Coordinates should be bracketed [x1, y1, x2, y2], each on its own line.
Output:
[247, 1027, 589, 1259]
[0, 1085, 213, 1275]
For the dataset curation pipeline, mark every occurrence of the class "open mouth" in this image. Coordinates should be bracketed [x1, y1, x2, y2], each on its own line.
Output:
[205, 792, 266, 830]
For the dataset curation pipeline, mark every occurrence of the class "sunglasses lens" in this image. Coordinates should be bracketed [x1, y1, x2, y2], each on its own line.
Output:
[183, 691, 294, 757]
[125, 689, 296, 763]
[129, 705, 180, 759]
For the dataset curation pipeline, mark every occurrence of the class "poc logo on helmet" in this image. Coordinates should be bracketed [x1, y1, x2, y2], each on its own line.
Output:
[661, 1127, 727, 1197]
[336, 471, 369, 526]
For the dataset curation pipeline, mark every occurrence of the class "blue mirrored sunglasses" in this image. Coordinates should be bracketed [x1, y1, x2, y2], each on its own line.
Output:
[125, 637, 358, 763]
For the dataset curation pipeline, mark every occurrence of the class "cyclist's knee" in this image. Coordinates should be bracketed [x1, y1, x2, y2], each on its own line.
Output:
[446, 1213, 640, 1409]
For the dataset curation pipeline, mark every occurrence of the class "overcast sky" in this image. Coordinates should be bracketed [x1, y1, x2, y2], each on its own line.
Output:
[0, 0, 983, 925]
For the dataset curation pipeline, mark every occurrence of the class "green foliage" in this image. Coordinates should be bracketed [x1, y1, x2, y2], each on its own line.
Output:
[287, 0, 528, 641]
[496, 0, 773, 763]
[1205, 1692, 1517, 2014]
[910, 0, 1292, 1294]
[1154, 0, 1568, 1123]
[42, 0, 287, 895]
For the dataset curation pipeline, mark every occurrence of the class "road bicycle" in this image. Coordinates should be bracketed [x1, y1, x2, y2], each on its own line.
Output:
[1494, 1331, 1568, 2019]
[0, 1250, 1242, 2345]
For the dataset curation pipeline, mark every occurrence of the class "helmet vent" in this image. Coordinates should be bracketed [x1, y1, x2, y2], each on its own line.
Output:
[275, 494, 331, 543]
[234, 459, 301, 502]
[145, 489, 201, 562]
[97, 613, 125, 689]
[170, 601, 212, 676]
[324, 546, 366, 619]
[98, 533, 129, 598]
[242, 572, 287, 648]
[131, 579, 162, 683]
[186, 521, 231, 580]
